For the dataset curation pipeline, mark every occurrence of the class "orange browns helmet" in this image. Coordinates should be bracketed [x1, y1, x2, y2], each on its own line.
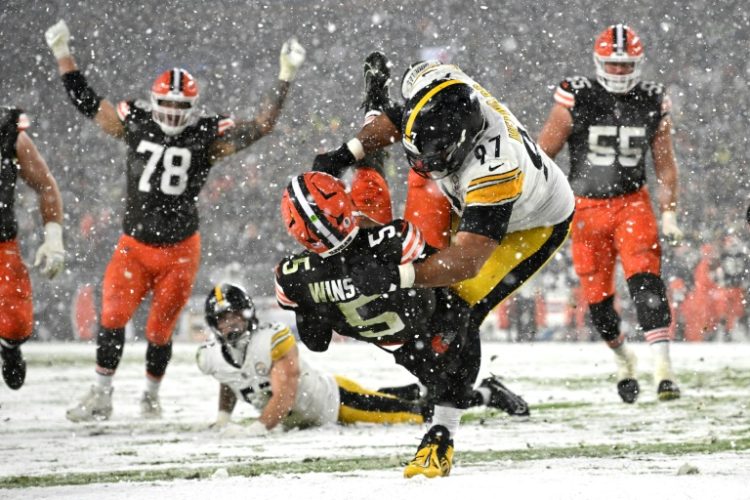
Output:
[150, 68, 199, 135]
[593, 24, 644, 94]
[281, 172, 359, 257]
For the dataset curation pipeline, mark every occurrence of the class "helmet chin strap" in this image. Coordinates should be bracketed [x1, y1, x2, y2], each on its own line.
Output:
[223, 331, 251, 365]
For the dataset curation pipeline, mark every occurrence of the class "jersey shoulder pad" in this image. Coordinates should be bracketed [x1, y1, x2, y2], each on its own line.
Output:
[635, 81, 670, 113]
[463, 159, 524, 207]
[0, 107, 25, 133]
[266, 322, 296, 361]
[274, 256, 306, 309]
[392, 219, 426, 264]
[554, 76, 593, 108]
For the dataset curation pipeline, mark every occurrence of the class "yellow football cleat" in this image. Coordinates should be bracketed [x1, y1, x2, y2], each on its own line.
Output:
[403, 425, 454, 478]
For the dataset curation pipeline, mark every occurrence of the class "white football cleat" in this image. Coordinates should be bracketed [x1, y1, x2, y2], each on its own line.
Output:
[140, 391, 162, 419]
[66, 385, 113, 422]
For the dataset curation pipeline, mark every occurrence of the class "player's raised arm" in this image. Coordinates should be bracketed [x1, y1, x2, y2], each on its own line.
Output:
[209, 38, 305, 160]
[45, 20, 124, 138]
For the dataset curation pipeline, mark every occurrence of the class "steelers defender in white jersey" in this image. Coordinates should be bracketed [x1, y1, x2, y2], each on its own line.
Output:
[320, 60, 575, 477]
[197, 283, 436, 435]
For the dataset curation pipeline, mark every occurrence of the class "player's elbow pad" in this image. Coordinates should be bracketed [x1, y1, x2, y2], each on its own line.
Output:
[62, 71, 102, 119]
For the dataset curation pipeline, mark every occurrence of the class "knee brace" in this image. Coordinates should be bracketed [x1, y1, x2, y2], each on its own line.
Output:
[96, 326, 125, 371]
[589, 296, 621, 342]
[627, 273, 671, 331]
[146, 341, 173, 379]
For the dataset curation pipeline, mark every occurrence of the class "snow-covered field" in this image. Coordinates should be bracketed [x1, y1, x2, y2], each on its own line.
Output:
[2, 340, 749, 499]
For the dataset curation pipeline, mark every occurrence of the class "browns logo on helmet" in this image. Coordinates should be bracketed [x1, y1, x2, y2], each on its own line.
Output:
[593, 24, 644, 94]
[281, 172, 359, 257]
[150, 68, 199, 135]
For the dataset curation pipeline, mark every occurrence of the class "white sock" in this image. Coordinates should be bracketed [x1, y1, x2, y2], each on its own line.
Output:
[145, 377, 161, 396]
[432, 405, 464, 437]
[650, 340, 673, 381]
[96, 372, 113, 389]
[476, 387, 491, 405]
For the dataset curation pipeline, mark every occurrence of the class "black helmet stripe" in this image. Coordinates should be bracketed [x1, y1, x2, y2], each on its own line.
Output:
[288, 175, 345, 248]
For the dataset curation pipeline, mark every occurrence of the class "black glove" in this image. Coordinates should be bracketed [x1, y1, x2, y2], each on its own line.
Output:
[312, 143, 356, 178]
[350, 256, 400, 296]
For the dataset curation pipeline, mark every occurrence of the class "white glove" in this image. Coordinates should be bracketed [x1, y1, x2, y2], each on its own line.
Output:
[278, 38, 306, 82]
[661, 210, 684, 246]
[208, 410, 232, 430]
[45, 20, 71, 59]
[34, 222, 65, 279]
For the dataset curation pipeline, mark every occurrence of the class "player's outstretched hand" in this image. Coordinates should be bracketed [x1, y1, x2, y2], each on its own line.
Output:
[45, 20, 71, 59]
[661, 211, 684, 246]
[278, 38, 306, 82]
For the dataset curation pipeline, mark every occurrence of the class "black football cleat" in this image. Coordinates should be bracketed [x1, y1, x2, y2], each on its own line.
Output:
[617, 378, 640, 404]
[479, 375, 530, 417]
[656, 379, 681, 401]
[1, 346, 26, 390]
[361, 51, 392, 113]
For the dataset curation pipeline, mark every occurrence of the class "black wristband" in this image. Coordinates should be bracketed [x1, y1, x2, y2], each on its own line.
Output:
[312, 143, 356, 178]
[62, 70, 102, 119]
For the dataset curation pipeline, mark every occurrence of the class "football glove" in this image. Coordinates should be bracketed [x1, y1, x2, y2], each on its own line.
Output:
[34, 222, 65, 280]
[45, 20, 71, 59]
[661, 210, 683, 246]
[208, 410, 232, 430]
[349, 257, 414, 296]
[278, 38, 306, 82]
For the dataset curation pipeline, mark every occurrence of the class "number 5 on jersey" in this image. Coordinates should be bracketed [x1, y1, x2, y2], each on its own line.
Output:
[136, 140, 192, 195]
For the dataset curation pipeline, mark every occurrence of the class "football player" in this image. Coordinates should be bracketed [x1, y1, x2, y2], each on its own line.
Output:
[199, 283, 432, 434]
[277, 171, 533, 479]
[537, 24, 682, 403]
[200, 283, 522, 435]
[0, 107, 65, 390]
[44, 20, 305, 421]
[311, 57, 574, 477]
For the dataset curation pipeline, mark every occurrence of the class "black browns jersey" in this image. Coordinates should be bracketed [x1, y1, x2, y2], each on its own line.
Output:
[0, 107, 30, 241]
[275, 219, 440, 350]
[116, 100, 235, 244]
[553, 77, 670, 198]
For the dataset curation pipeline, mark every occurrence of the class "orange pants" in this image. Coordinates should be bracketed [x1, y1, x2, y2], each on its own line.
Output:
[0, 240, 33, 341]
[100, 233, 201, 345]
[571, 188, 661, 305]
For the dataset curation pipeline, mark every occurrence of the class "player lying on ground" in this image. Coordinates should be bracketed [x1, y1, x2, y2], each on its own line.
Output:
[199, 283, 526, 435]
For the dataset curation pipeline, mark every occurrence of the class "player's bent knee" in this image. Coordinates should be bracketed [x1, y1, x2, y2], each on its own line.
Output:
[627, 273, 671, 331]
[589, 296, 621, 342]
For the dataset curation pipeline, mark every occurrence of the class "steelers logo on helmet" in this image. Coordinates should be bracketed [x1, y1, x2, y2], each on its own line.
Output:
[401, 79, 485, 180]
[205, 283, 257, 345]
[281, 172, 359, 257]
[593, 24, 644, 94]
[150, 68, 199, 135]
